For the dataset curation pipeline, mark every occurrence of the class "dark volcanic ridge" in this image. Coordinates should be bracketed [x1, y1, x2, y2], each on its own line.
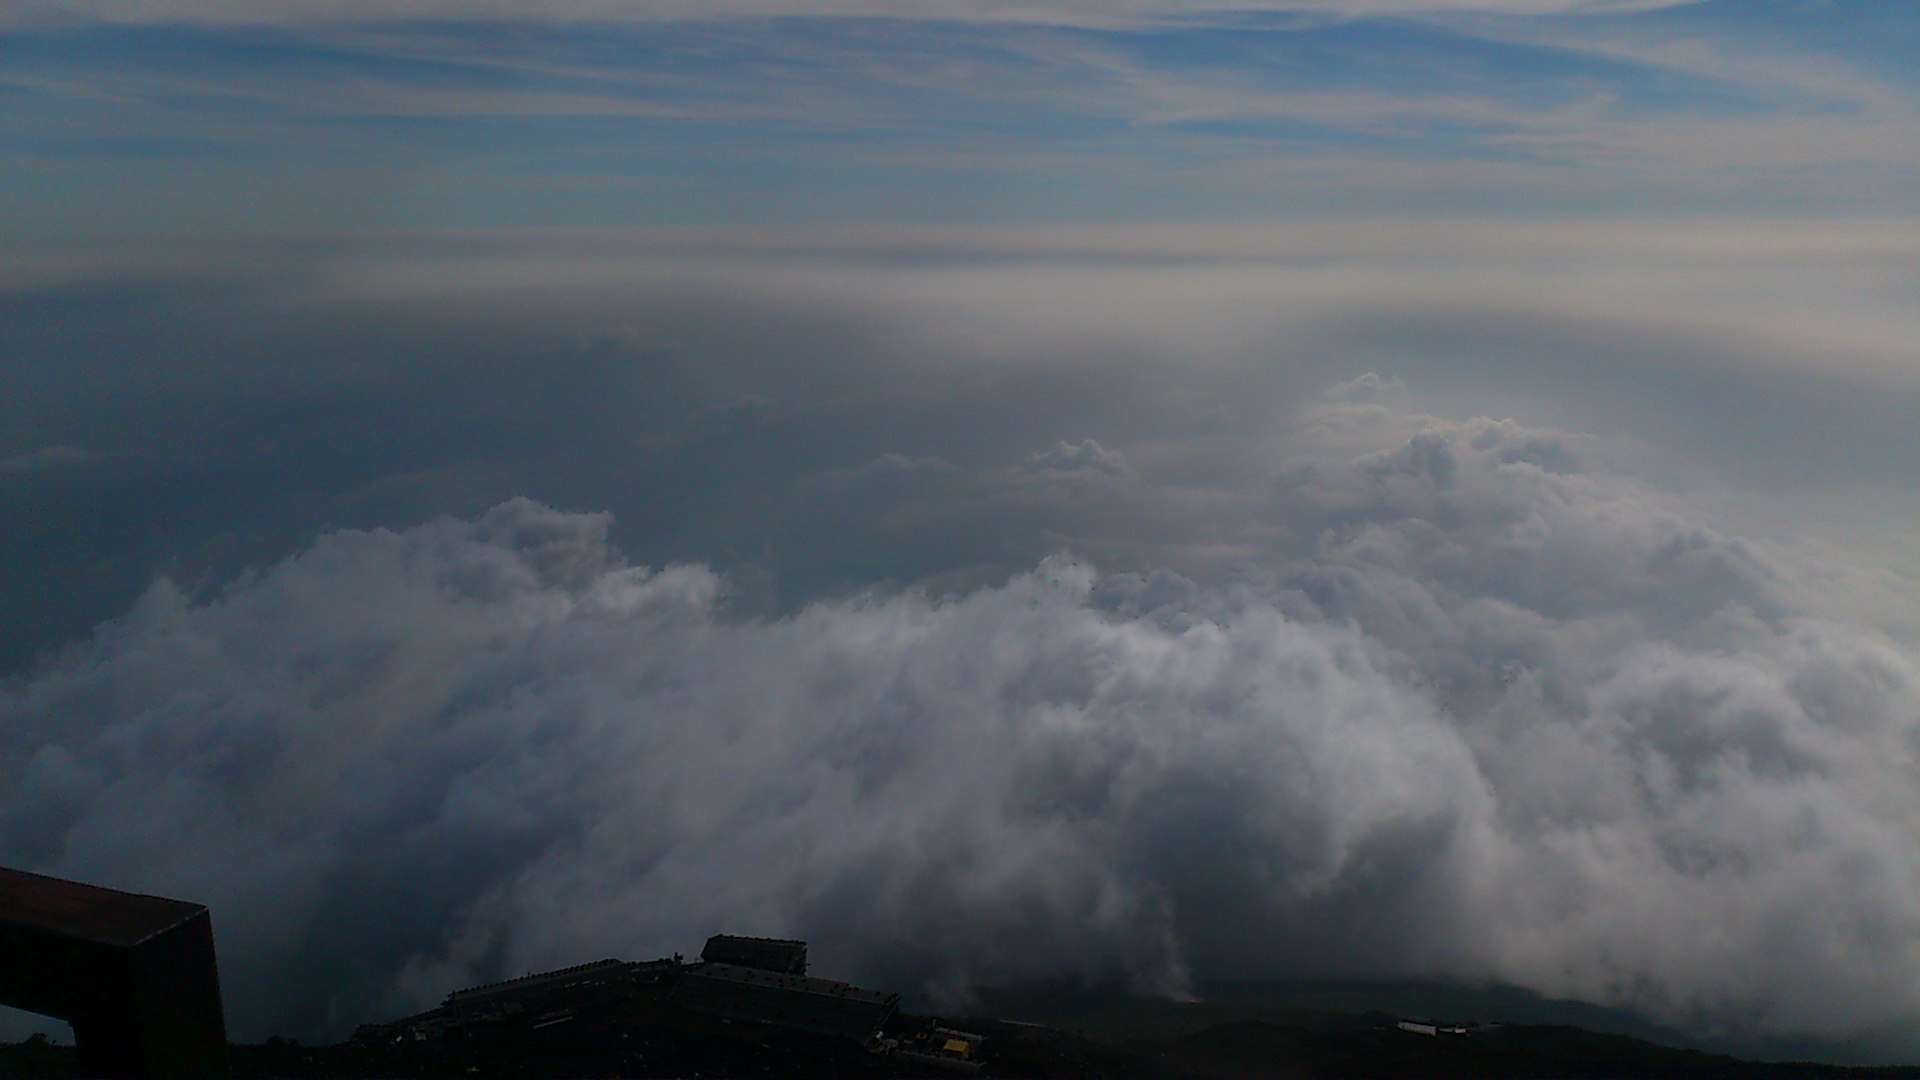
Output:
[6, 943, 1917, 1079]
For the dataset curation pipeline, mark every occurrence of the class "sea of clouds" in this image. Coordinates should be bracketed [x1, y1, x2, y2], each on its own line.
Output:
[2, 227, 1916, 1053]
[6, 394, 1916, 1048]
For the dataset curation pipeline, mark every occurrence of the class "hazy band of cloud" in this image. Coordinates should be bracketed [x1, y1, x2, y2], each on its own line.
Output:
[4, 222, 1914, 674]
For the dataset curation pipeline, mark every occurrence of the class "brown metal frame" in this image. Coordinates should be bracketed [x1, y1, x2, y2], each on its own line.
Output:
[0, 867, 227, 1078]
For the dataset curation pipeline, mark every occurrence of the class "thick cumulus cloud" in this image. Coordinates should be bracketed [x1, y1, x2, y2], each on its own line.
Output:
[4, 402, 1917, 1052]
[1265, 409, 1920, 1034]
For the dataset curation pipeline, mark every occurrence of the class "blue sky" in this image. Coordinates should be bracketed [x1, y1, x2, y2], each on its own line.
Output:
[4, 0, 1916, 237]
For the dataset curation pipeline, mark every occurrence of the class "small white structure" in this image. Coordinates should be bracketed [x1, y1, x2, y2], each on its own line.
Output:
[1397, 1019, 1470, 1037]
[1397, 1021, 1440, 1036]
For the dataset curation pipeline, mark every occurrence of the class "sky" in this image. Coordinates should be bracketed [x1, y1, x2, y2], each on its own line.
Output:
[2, 0, 1919, 1062]
[5, 0, 1919, 233]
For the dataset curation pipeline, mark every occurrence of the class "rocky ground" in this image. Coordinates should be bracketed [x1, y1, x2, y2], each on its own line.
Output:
[5, 979, 1915, 1079]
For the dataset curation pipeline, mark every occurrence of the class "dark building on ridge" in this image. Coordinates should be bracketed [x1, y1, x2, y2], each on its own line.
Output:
[700, 934, 807, 975]
[359, 934, 899, 1050]
[360, 957, 682, 1042]
[443, 958, 635, 1020]
[671, 963, 899, 1043]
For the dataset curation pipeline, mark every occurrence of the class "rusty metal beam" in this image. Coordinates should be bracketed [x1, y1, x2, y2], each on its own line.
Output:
[0, 867, 227, 1078]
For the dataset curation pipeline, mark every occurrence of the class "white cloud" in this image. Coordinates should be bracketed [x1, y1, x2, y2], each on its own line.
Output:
[1027, 438, 1132, 476]
[5, 400, 1917, 1052]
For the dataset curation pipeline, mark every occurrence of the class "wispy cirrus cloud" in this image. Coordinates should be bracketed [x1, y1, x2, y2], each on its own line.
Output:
[5, 1, 1715, 31]
[4, 0, 1910, 232]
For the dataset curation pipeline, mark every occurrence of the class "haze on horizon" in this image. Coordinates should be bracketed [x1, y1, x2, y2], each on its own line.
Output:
[2, 0, 1918, 1063]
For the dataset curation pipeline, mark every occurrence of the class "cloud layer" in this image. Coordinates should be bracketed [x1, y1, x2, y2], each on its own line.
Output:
[8, 224, 1913, 672]
[5, 400, 1916, 1055]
